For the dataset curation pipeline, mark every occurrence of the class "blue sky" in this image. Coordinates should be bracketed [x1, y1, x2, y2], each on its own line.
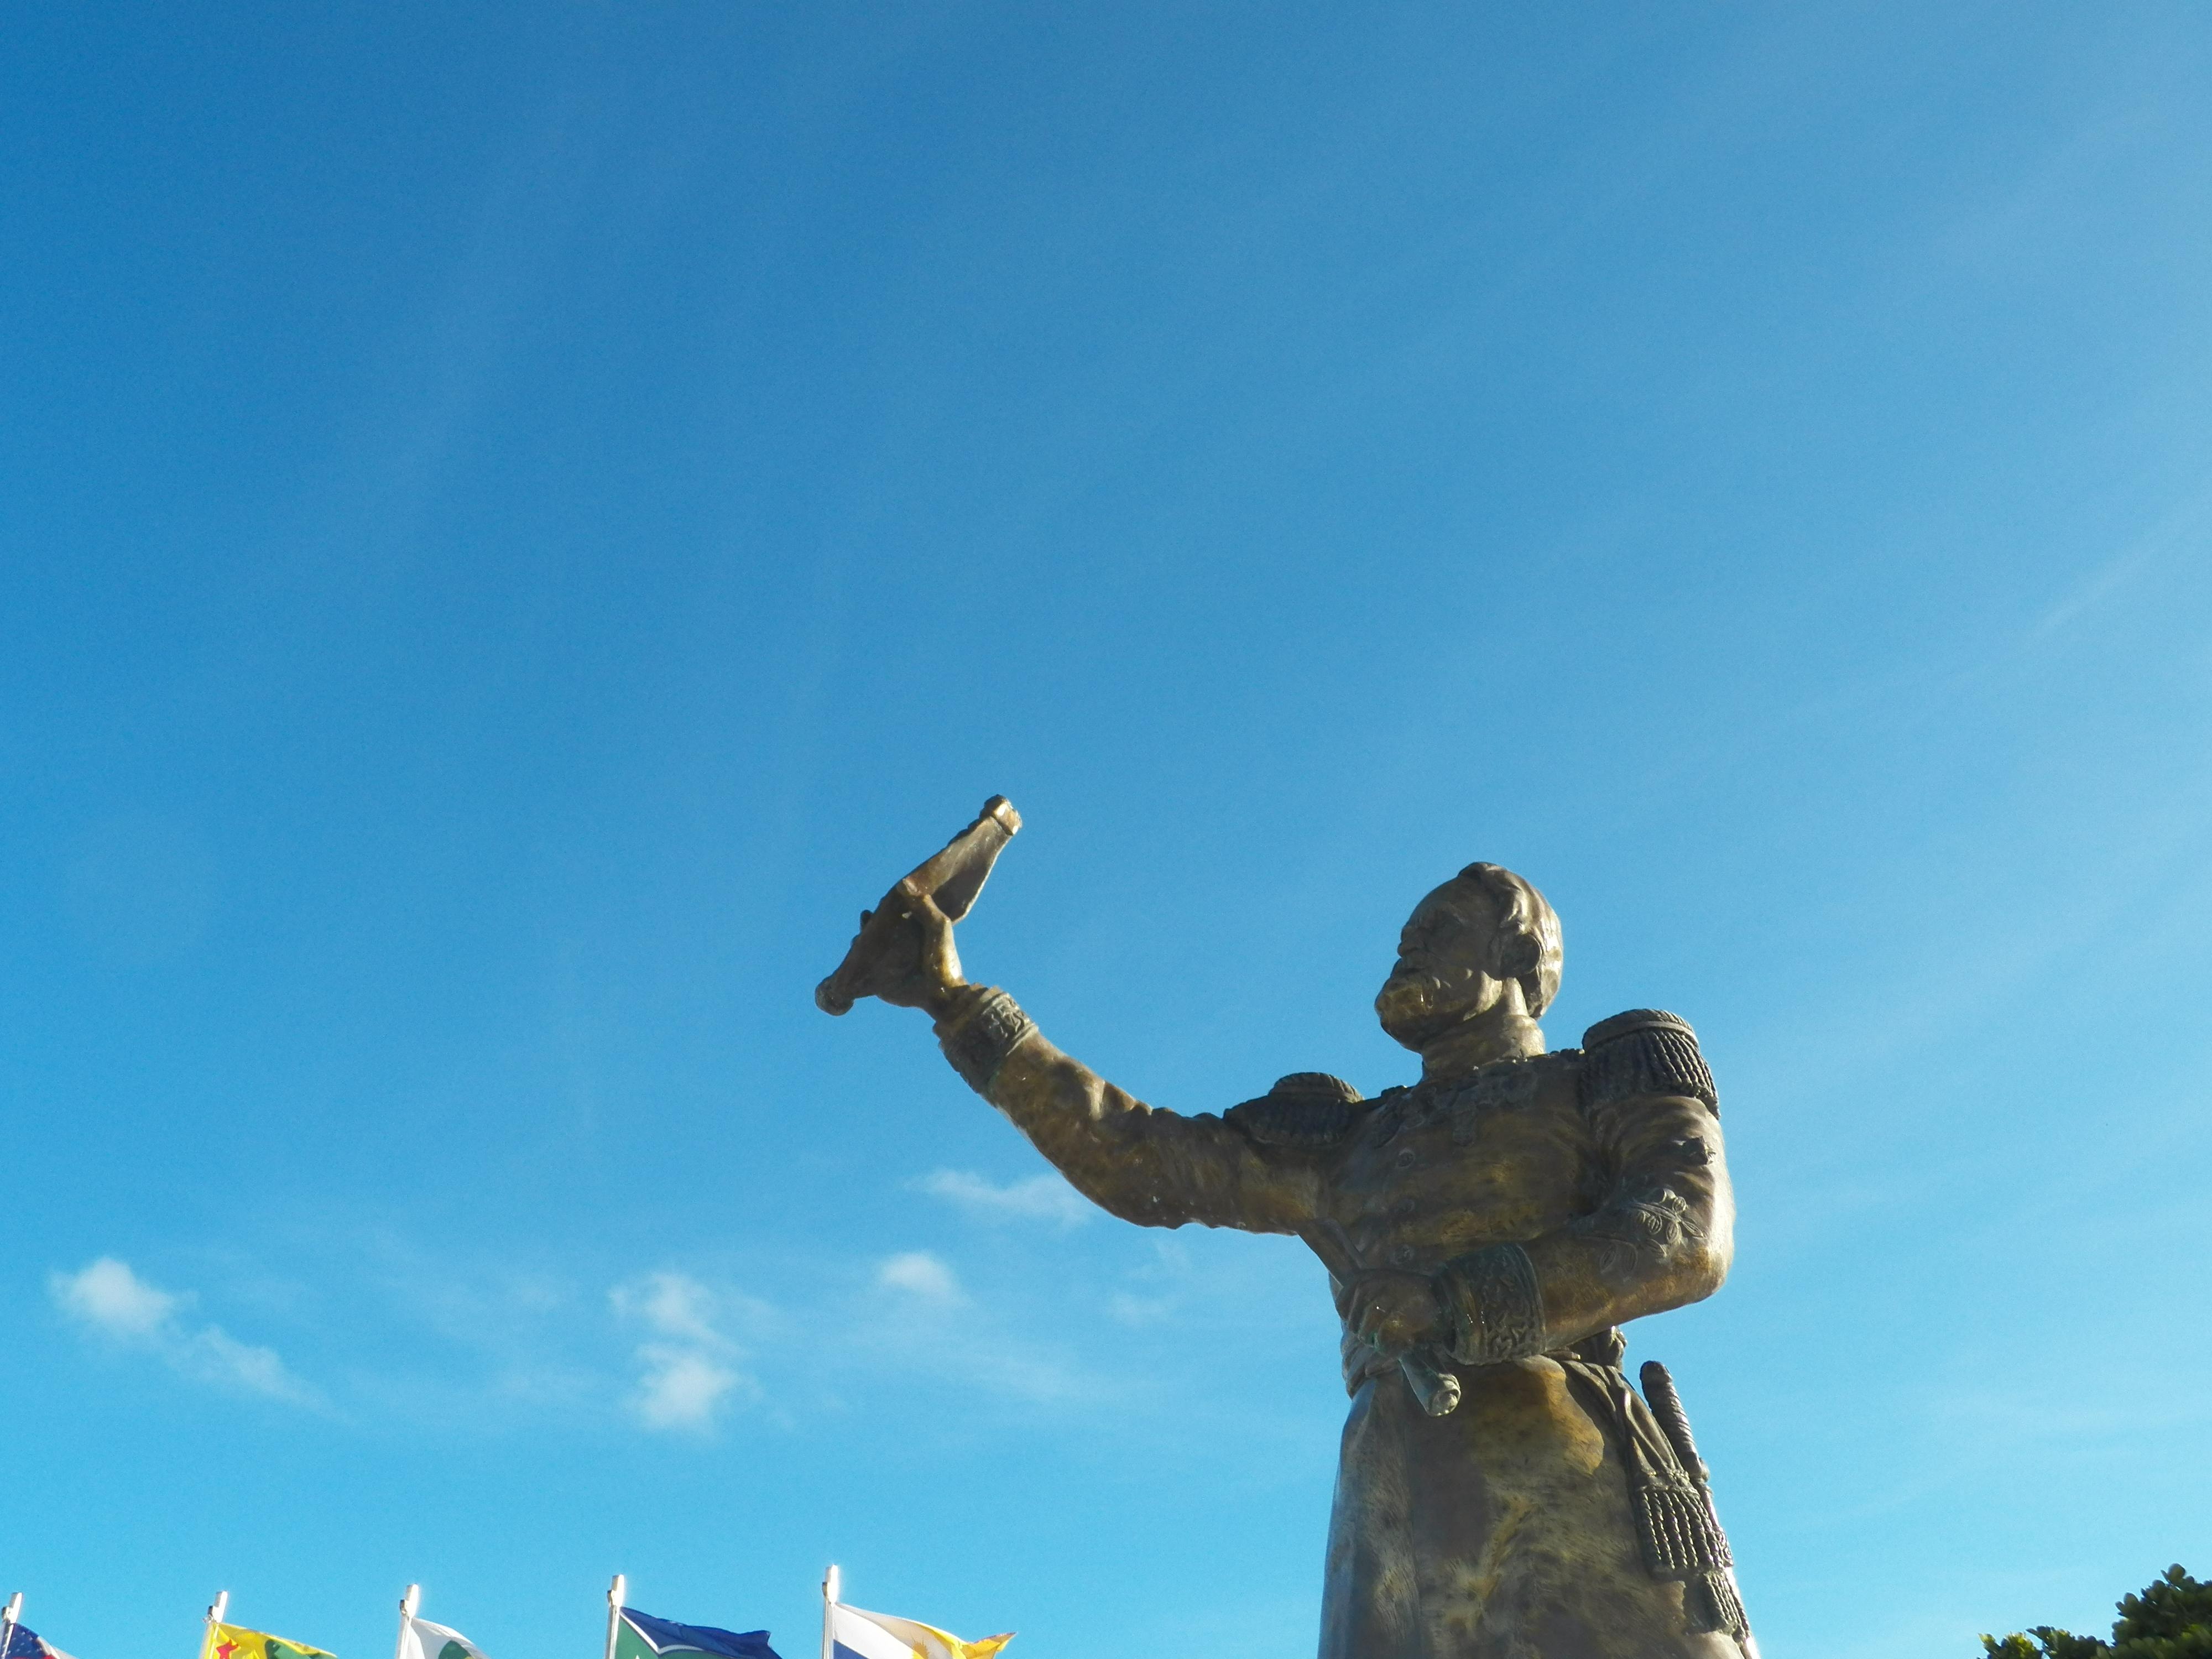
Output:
[4, 4, 2209, 1656]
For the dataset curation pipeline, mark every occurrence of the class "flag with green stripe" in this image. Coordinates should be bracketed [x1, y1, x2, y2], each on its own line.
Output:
[615, 1608, 779, 1659]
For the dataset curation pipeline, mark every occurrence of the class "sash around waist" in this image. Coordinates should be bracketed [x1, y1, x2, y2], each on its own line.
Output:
[1335, 1323, 1737, 1586]
[1338, 1319, 1630, 1391]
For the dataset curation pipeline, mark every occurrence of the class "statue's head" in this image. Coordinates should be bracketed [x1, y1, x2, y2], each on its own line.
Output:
[1375, 863, 1562, 1051]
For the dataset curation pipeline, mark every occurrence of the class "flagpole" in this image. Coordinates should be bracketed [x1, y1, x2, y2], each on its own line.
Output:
[393, 1584, 420, 1659]
[820, 1565, 839, 1659]
[3, 1590, 23, 1659]
[204, 1592, 229, 1659]
[604, 1575, 626, 1659]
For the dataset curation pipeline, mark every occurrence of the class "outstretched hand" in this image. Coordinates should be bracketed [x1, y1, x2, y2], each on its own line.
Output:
[1342, 1269, 1448, 1357]
[872, 885, 969, 1020]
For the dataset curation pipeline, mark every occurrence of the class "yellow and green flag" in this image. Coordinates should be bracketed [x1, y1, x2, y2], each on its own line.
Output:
[208, 1624, 334, 1659]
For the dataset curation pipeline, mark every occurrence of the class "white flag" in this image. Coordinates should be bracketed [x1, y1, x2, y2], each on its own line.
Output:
[397, 1616, 491, 1659]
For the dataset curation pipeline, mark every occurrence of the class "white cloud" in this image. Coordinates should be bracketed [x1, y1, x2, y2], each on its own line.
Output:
[620, 1270, 723, 1345]
[52, 1254, 175, 1335]
[877, 1250, 963, 1302]
[49, 1256, 319, 1406]
[185, 1325, 307, 1399]
[609, 1270, 763, 1434]
[911, 1168, 1091, 1229]
[633, 1345, 743, 1431]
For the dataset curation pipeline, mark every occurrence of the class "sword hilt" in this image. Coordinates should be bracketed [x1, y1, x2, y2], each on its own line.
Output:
[1640, 1359, 1710, 1485]
[1303, 1222, 1462, 1417]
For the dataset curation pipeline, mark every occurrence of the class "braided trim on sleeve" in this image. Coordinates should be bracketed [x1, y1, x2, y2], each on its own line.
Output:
[935, 987, 1037, 1094]
[1436, 1241, 1546, 1364]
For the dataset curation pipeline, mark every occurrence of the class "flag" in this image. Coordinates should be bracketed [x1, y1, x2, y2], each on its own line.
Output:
[827, 1602, 1011, 1659]
[394, 1618, 488, 1659]
[613, 1609, 780, 1659]
[208, 1624, 333, 1659]
[4, 1626, 79, 1659]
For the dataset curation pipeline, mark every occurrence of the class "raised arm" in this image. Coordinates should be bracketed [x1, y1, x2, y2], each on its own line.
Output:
[932, 983, 1322, 1233]
[1433, 1011, 1734, 1363]
[859, 888, 1320, 1234]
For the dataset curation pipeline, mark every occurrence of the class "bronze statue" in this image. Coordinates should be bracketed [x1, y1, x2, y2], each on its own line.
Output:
[820, 801, 1756, 1659]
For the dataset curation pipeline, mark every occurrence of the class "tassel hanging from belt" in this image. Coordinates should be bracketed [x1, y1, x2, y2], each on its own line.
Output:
[1556, 1333, 1754, 1650]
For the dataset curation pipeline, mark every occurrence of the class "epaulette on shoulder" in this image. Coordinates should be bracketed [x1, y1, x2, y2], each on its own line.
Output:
[1226, 1072, 1369, 1148]
[1579, 1010, 1718, 1113]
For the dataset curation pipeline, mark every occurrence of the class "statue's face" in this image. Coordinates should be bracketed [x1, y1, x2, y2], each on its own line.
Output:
[1375, 879, 1505, 1048]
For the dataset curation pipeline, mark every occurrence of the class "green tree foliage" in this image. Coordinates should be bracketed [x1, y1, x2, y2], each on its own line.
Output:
[1981, 1566, 2212, 1658]
[1981, 1633, 2111, 1659]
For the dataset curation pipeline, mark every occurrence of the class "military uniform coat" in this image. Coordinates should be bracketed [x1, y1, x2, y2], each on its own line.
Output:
[937, 992, 1747, 1659]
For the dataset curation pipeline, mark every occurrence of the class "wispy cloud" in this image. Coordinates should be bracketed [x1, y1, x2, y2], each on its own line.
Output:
[633, 1345, 742, 1433]
[1928, 1367, 2212, 1444]
[911, 1168, 1091, 1229]
[876, 1250, 964, 1302]
[609, 1270, 766, 1433]
[1107, 1235, 1203, 1327]
[49, 1257, 320, 1407]
[855, 1249, 1123, 1407]
[44, 1234, 1214, 1437]
[1108, 1290, 1176, 1326]
[2020, 487, 2212, 648]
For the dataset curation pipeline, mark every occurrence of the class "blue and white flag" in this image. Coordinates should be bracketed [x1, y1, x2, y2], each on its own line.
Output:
[614, 1608, 779, 1659]
[3, 1626, 79, 1659]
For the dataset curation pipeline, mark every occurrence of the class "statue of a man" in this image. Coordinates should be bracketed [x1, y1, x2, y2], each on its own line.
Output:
[875, 860, 1752, 1659]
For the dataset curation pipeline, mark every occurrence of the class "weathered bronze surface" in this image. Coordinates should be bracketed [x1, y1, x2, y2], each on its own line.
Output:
[816, 796, 1020, 1015]
[822, 802, 1756, 1659]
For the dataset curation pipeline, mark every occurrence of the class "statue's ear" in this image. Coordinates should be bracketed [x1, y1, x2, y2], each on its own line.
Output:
[1490, 928, 1542, 980]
